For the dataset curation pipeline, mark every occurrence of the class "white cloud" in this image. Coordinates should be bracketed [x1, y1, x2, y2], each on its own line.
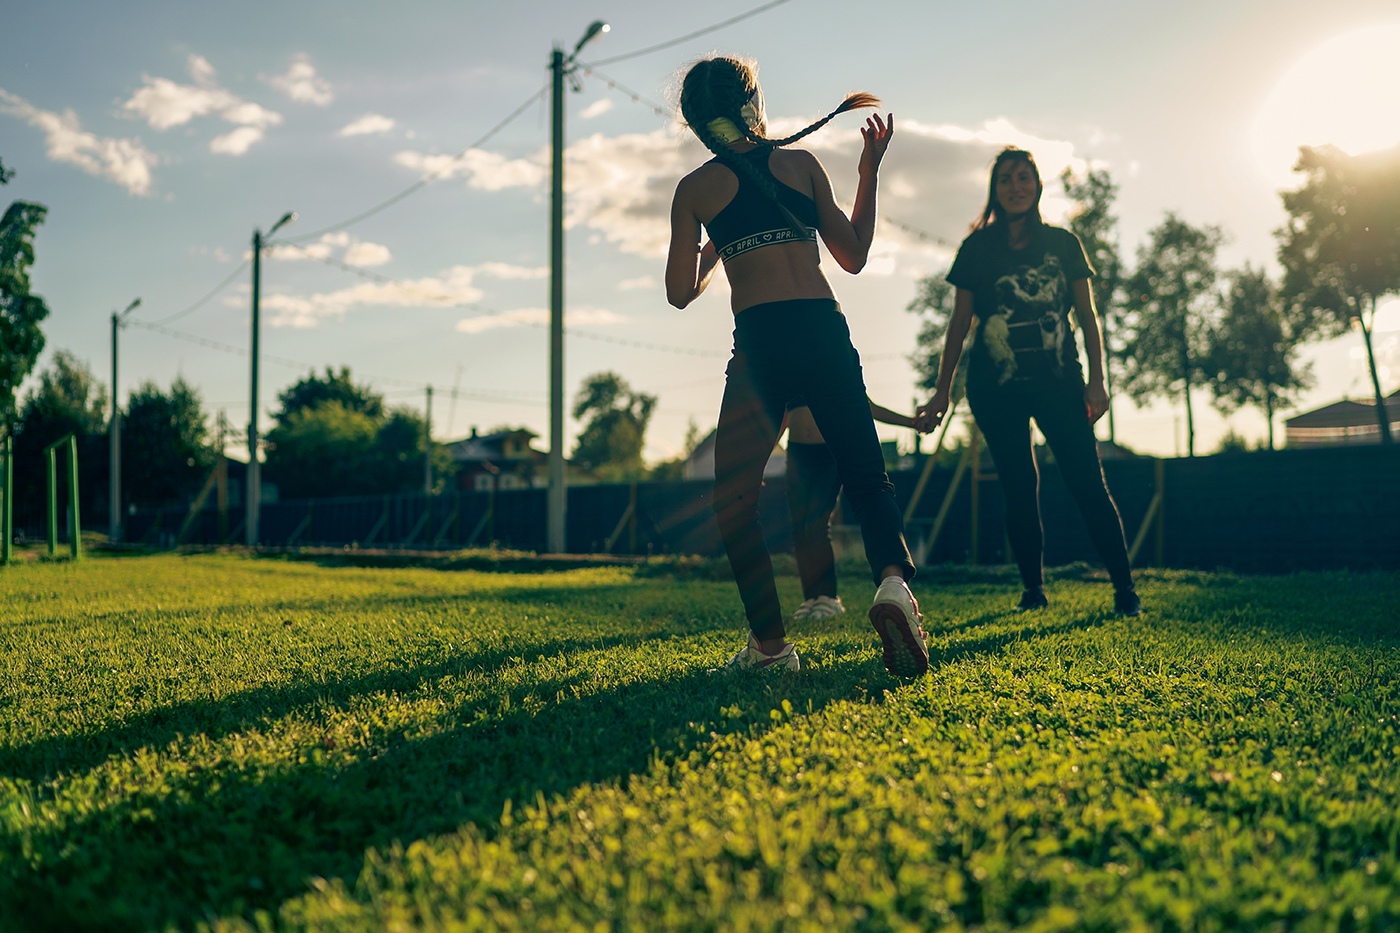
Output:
[618, 276, 656, 291]
[266, 231, 392, 267]
[393, 147, 547, 190]
[209, 126, 264, 156]
[258, 260, 545, 328]
[122, 53, 282, 156]
[339, 113, 396, 137]
[343, 241, 392, 267]
[455, 306, 626, 335]
[580, 99, 615, 119]
[268, 55, 333, 106]
[388, 115, 1084, 271]
[0, 88, 157, 195]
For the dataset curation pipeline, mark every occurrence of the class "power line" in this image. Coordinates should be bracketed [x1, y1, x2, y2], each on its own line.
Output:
[123, 317, 546, 405]
[882, 215, 958, 250]
[579, 0, 794, 67]
[280, 244, 726, 357]
[148, 259, 251, 325]
[584, 68, 671, 119]
[280, 83, 551, 244]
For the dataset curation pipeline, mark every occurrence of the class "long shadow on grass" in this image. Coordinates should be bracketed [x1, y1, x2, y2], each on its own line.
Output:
[0, 603, 1117, 933]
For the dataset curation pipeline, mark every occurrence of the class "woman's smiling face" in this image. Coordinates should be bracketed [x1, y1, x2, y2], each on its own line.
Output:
[995, 159, 1041, 217]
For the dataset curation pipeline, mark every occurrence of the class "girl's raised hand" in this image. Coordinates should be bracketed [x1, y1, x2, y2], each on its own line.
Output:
[859, 113, 894, 174]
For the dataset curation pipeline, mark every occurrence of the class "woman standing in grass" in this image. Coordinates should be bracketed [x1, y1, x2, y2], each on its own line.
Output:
[665, 55, 927, 676]
[917, 147, 1140, 616]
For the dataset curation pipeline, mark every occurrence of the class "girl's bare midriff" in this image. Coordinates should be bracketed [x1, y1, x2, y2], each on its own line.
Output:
[723, 241, 835, 314]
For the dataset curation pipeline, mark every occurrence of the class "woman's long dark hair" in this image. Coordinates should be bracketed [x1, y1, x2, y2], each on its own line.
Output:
[973, 146, 1044, 235]
[679, 56, 878, 238]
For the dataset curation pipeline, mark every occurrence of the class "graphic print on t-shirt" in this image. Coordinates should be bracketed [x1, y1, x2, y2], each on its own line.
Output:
[980, 252, 1068, 384]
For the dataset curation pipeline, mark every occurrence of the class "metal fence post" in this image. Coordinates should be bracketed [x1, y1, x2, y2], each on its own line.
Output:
[67, 434, 81, 560]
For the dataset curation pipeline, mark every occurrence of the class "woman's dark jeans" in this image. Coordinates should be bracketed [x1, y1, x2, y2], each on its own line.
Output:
[786, 441, 842, 602]
[713, 299, 914, 642]
[967, 375, 1133, 593]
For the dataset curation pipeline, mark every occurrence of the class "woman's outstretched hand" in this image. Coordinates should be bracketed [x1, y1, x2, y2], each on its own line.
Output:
[859, 113, 894, 176]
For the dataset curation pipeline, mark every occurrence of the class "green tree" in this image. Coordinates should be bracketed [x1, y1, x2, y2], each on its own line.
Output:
[12, 351, 108, 516]
[274, 366, 384, 425]
[1206, 265, 1311, 450]
[1278, 144, 1400, 444]
[264, 402, 379, 499]
[17, 349, 108, 440]
[1119, 213, 1224, 457]
[122, 376, 215, 508]
[1062, 166, 1126, 442]
[0, 160, 51, 429]
[571, 371, 656, 482]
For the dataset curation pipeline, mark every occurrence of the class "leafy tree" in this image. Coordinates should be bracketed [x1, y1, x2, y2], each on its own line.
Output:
[571, 371, 656, 482]
[906, 271, 972, 435]
[264, 402, 379, 499]
[17, 349, 108, 440]
[274, 366, 384, 426]
[263, 375, 453, 498]
[122, 376, 216, 508]
[1206, 265, 1311, 450]
[1278, 144, 1400, 443]
[11, 351, 108, 517]
[1062, 166, 1126, 441]
[0, 160, 50, 429]
[1119, 213, 1224, 457]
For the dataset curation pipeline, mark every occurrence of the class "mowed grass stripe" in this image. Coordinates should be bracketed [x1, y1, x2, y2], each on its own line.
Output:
[0, 555, 1396, 931]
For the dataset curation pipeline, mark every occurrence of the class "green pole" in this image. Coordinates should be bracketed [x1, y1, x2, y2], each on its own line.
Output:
[2, 432, 12, 565]
[68, 434, 81, 560]
[46, 443, 58, 557]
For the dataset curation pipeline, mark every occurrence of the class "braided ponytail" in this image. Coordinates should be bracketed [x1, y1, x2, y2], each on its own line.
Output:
[680, 57, 879, 240]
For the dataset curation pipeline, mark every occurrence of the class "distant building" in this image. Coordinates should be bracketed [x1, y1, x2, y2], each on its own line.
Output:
[1284, 390, 1400, 448]
[682, 428, 786, 480]
[445, 427, 548, 491]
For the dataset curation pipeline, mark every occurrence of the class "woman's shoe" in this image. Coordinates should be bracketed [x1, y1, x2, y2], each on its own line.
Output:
[1017, 588, 1049, 611]
[868, 576, 929, 677]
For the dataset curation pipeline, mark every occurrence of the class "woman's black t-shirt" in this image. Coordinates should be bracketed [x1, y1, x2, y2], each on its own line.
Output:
[946, 223, 1093, 389]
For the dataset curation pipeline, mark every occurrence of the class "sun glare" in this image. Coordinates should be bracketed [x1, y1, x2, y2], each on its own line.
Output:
[1250, 23, 1400, 188]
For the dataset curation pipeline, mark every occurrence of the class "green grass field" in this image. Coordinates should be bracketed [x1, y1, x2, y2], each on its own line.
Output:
[1, 552, 1397, 932]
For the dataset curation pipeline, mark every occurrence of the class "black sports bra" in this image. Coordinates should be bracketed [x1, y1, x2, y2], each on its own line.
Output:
[703, 149, 819, 263]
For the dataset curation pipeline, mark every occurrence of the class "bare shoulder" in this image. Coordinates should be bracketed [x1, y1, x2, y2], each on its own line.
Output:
[771, 146, 821, 171]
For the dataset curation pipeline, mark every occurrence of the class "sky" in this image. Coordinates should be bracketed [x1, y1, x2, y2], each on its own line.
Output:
[3, 0, 1400, 465]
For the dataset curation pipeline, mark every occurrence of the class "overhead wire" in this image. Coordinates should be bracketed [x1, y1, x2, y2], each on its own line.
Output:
[578, 0, 794, 67]
[150, 259, 251, 325]
[279, 83, 551, 244]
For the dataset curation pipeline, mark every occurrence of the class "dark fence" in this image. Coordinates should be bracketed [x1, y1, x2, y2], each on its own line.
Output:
[113, 444, 1400, 573]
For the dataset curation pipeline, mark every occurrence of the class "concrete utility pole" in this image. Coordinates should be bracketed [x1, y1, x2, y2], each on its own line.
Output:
[108, 297, 140, 543]
[547, 19, 608, 554]
[247, 211, 296, 547]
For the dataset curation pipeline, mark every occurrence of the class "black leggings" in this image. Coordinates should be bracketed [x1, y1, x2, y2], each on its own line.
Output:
[968, 377, 1133, 592]
[786, 441, 842, 602]
[713, 299, 914, 642]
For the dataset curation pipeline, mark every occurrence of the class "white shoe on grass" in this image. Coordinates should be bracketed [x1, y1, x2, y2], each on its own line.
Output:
[720, 639, 801, 672]
[868, 575, 929, 677]
[792, 595, 844, 622]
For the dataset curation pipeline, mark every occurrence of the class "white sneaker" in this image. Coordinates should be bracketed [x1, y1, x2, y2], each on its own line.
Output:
[792, 595, 844, 622]
[868, 576, 929, 677]
[720, 639, 801, 672]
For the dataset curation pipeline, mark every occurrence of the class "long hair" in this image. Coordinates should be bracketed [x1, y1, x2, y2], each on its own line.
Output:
[679, 56, 879, 238]
[973, 146, 1044, 235]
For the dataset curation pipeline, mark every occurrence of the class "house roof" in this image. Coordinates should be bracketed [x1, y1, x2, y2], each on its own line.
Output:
[445, 427, 544, 463]
[1285, 390, 1400, 429]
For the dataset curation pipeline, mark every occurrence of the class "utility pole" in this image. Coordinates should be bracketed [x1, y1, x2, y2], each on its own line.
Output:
[547, 19, 608, 554]
[424, 384, 433, 496]
[247, 212, 296, 547]
[108, 297, 140, 543]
